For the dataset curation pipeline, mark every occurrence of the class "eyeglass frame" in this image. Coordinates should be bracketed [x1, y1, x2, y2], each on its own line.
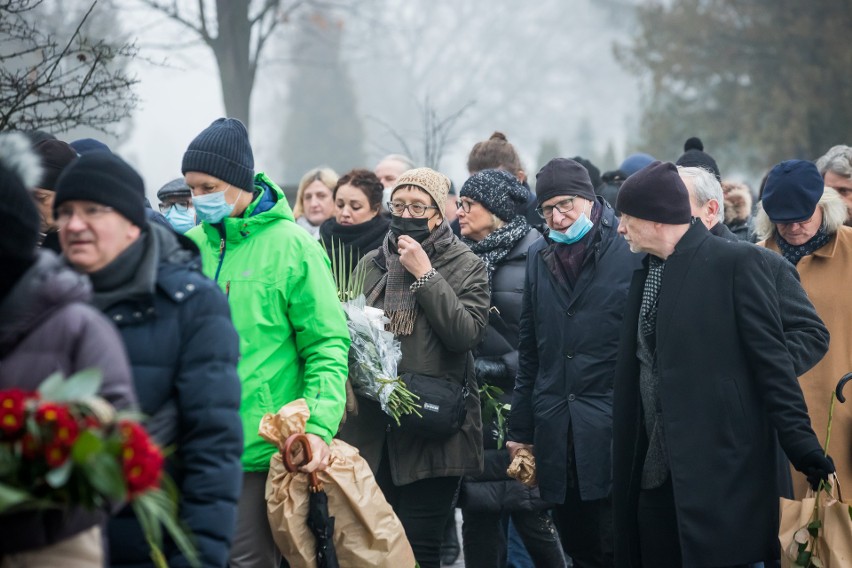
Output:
[55, 203, 116, 227]
[387, 200, 440, 218]
[159, 201, 193, 214]
[536, 197, 577, 219]
[456, 199, 475, 213]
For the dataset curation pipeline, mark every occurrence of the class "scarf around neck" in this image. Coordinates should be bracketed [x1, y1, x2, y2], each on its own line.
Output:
[462, 216, 530, 291]
[775, 227, 830, 265]
[367, 220, 454, 336]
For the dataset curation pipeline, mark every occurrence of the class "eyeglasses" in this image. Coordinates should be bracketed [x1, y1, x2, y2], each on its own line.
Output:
[456, 199, 473, 213]
[536, 197, 576, 219]
[159, 202, 192, 213]
[55, 204, 115, 227]
[387, 201, 439, 217]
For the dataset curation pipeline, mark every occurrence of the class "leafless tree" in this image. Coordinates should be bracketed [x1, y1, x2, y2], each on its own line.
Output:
[136, 0, 349, 130]
[0, 0, 139, 134]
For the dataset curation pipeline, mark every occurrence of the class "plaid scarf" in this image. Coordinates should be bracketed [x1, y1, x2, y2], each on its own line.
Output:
[368, 221, 455, 336]
[462, 216, 530, 291]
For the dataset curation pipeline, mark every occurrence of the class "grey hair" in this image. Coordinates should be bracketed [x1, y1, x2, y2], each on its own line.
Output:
[754, 187, 849, 241]
[379, 154, 416, 170]
[677, 165, 725, 223]
[815, 145, 852, 178]
[0, 132, 42, 189]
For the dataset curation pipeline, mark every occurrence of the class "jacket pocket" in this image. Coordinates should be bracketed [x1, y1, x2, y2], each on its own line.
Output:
[721, 379, 747, 441]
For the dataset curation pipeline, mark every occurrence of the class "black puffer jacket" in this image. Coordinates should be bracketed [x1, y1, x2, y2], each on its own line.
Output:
[0, 250, 137, 556]
[459, 228, 550, 513]
[102, 224, 243, 568]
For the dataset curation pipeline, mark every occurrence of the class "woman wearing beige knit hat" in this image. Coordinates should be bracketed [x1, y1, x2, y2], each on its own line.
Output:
[338, 167, 490, 568]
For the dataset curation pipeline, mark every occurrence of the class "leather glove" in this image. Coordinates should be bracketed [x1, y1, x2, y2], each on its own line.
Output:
[795, 450, 835, 491]
[474, 358, 507, 385]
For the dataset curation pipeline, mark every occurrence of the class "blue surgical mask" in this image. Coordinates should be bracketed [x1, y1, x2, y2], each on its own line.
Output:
[549, 203, 593, 245]
[165, 204, 196, 234]
[192, 186, 238, 224]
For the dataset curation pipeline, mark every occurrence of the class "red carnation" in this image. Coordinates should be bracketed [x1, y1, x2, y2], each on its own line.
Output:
[118, 420, 164, 496]
[0, 388, 29, 438]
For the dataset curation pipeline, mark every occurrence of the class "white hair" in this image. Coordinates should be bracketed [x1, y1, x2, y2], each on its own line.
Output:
[677, 165, 724, 223]
[815, 145, 852, 178]
[754, 187, 849, 241]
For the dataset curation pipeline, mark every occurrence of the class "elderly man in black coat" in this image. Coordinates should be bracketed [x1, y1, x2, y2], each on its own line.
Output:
[611, 161, 834, 568]
[507, 158, 641, 567]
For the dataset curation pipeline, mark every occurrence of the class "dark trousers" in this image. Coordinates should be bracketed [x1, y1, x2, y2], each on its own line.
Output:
[462, 508, 566, 568]
[553, 440, 614, 568]
[637, 478, 754, 568]
[375, 444, 459, 568]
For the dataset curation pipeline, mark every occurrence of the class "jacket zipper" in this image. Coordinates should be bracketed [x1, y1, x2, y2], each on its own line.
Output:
[213, 225, 227, 283]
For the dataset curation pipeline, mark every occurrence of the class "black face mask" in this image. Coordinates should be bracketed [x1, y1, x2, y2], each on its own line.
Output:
[389, 216, 431, 244]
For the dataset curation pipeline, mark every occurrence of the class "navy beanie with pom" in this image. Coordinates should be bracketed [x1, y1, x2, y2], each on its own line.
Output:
[182, 118, 255, 191]
[676, 137, 721, 181]
[55, 151, 147, 227]
[761, 160, 824, 224]
[460, 169, 529, 221]
[616, 161, 692, 224]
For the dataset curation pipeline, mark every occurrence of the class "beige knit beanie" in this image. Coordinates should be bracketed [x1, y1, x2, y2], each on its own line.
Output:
[391, 167, 450, 218]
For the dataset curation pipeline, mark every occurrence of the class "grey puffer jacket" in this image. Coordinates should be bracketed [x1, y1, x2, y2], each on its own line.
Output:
[0, 250, 137, 556]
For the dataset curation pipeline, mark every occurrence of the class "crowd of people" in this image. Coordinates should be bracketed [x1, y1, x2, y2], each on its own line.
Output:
[1, 121, 851, 568]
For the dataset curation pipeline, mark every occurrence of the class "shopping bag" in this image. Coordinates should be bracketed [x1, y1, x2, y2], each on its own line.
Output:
[259, 399, 415, 568]
[779, 477, 852, 567]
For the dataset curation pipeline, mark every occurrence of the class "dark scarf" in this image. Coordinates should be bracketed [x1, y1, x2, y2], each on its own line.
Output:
[367, 221, 454, 336]
[546, 201, 602, 288]
[462, 216, 530, 291]
[88, 230, 158, 311]
[320, 214, 390, 271]
[775, 227, 831, 266]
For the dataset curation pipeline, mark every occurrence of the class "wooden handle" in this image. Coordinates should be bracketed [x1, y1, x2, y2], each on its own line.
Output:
[282, 433, 322, 491]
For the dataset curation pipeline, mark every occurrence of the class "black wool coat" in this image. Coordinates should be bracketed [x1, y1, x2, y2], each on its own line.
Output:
[612, 222, 823, 568]
[508, 200, 641, 504]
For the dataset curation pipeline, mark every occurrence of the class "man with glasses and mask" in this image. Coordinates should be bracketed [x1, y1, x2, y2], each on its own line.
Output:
[53, 150, 243, 568]
[506, 158, 639, 567]
[157, 178, 196, 234]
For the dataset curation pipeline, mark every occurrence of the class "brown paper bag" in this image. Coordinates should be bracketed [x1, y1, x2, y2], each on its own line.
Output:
[259, 399, 415, 568]
[779, 478, 852, 567]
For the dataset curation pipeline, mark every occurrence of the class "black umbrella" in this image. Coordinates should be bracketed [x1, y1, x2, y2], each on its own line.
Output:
[835, 372, 852, 403]
[283, 434, 340, 568]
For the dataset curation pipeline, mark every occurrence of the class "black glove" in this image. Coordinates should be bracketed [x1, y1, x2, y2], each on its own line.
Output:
[474, 358, 508, 385]
[795, 450, 835, 491]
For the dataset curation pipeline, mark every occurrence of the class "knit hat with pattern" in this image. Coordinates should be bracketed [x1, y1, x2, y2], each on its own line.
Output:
[460, 168, 529, 221]
[391, 167, 451, 218]
[182, 118, 255, 191]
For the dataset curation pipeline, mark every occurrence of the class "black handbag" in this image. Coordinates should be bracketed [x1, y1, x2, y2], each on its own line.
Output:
[395, 372, 469, 439]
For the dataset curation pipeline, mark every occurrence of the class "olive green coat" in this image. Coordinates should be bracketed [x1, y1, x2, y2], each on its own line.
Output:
[338, 235, 490, 485]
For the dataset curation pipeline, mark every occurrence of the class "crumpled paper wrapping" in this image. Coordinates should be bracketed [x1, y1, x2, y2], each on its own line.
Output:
[259, 399, 415, 568]
[506, 448, 538, 488]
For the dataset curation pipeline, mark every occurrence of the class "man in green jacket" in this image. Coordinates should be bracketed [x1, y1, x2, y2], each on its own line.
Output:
[182, 118, 350, 568]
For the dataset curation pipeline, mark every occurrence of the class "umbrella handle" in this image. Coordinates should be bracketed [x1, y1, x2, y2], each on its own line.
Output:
[837, 372, 852, 404]
[282, 433, 322, 491]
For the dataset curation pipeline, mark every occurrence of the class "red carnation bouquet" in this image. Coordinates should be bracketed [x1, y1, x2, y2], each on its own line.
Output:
[0, 369, 198, 567]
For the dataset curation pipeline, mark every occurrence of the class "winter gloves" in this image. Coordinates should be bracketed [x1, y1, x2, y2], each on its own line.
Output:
[795, 450, 836, 491]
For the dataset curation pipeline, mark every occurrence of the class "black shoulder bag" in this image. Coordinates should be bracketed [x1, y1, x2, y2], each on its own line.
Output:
[394, 361, 470, 439]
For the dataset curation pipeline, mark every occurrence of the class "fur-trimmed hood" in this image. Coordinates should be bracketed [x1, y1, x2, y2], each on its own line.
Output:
[723, 182, 753, 225]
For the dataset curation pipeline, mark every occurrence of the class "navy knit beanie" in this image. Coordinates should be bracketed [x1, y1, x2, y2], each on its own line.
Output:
[535, 158, 597, 206]
[616, 161, 691, 224]
[460, 169, 529, 221]
[181, 118, 254, 191]
[762, 160, 824, 224]
[54, 151, 147, 227]
[675, 137, 721, 182]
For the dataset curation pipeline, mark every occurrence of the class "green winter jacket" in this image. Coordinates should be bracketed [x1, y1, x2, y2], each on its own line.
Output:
[187, 173, 350, 471]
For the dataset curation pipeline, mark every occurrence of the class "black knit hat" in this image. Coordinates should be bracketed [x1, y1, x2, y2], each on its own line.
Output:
[616, 161, 691, 224]
[54, 151, 147, 227]
[33, 139, 78, 191]
[0, 133, 42, 263]
[675, 137, 721, 182]
[182, 118, 254, 191]
[761, 160, 824, 223]
[571, 156, 602, 189]
[460, 169, 529, 221]
[535, 158, 597, 206]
